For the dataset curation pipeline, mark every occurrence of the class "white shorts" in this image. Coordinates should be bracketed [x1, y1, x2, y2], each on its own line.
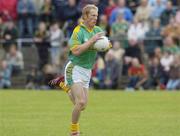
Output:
[64, 61, 92, 89]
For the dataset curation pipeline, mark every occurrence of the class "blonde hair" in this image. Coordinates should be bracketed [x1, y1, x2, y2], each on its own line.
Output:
[82, 4, 98, 20]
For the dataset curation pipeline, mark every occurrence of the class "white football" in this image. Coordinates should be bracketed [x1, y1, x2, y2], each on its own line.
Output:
[93, 36, 110, 52]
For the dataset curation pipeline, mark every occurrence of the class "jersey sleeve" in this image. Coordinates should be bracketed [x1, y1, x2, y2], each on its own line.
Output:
[68, 26, 83, 51]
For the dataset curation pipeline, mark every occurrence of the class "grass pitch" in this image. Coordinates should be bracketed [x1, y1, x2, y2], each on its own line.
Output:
[0, 90, 180, 136]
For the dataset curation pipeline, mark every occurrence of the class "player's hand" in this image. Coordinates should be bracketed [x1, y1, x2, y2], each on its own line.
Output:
[90, 32, 105, 43]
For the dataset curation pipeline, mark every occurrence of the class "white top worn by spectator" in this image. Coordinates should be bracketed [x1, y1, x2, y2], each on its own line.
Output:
[160, 52, 174, 72]
[50, 24, 64, 47]
[6, 45, 24, 70]
[127, 18, 149, 41]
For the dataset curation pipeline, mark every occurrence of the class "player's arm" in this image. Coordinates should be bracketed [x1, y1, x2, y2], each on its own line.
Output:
[71, 32, 104, 56]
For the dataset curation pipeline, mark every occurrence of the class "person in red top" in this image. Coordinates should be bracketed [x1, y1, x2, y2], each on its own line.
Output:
[104, 0, 117, 20]
[0, 0, 17, 21]
[127, 58, 148, 90]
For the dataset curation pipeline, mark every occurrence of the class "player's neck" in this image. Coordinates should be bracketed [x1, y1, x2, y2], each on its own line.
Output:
[83, 22, 94, 30]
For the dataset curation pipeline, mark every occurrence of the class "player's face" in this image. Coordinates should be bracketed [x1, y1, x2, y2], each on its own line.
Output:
[86, 9, 98, 28]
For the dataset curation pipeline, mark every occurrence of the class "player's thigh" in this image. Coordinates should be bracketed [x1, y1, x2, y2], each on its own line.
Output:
[71, 83, 87, 104]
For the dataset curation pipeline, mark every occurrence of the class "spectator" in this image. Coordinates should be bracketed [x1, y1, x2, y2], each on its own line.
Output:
[135, 0, 152, 21]
[148, 0, 167, 7]
[98, 14, 111, 37]
[109, 0, 133, 25]
[112, 41, 125, 62]
[5, 44, 24, 75]
[160, 50, 174, 72]
[40, 0, 55, 26]
[2, 21, 18, 51]
[163, 36, 180, 54]
[91, 55, 105, 89]
[150, 0, 165, 20]
[126, 0, 139, 14]
[144, 19, 162, 56]
[104, 0, 117, 20]
[111, 12, 128, 38]
[25, 65, 41, 89]
[160, 1, 176, 26]
[154, 47, 163, 60]
[0, 60, 12, 88]
[40, 64, 56, 90]
[123, 39, 142, 75]
[49, 22, 64, 66]
[127, 58, 148, 90]
[146, 57, 166, 89]
[0, 0, 17, 21]
[17, 0, 36, 37]
[127, 18, 149, 41]
[166, 54, 180, 90]
[103, 50, 121, 89]
[34, 21, 50, 70]
[161, 17, 180, 40]
[62, 0, 81, 37]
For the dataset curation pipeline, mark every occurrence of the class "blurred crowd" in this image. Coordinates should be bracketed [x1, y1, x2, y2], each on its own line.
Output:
[0, 0, 180, 90]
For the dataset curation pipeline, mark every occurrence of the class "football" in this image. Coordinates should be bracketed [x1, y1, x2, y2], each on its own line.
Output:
[93, 36, 110, 52]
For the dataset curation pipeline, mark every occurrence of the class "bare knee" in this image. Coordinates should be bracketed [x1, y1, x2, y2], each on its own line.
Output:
[77, 100, 87, 111]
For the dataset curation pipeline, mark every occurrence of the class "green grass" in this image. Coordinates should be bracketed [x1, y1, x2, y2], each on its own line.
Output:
[0, 90, 180, 136]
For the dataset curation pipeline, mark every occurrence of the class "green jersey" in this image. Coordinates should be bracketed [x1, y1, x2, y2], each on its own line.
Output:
[68, 23, 103, 69]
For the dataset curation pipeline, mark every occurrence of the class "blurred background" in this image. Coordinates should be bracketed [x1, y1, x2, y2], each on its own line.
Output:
[0, 0, 179, 91]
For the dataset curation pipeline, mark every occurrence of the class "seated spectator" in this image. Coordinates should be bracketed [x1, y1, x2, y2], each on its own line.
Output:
[124, 39, 142, 63]
[123, 39, 143, 75]
[150, 0, 165, 20]
[127, 58, 148, 90]
[127, 18, 149, 41]
[5, 44, 24, 75]
[109, 0, 133, 25]
[2, 21, 18, 51]
[144, 19, 162, 56]
[135, 0, 152, 22]
[40, 64, 56, 90]
[112, 41, 125, 62]
[148, 0, 167, 7]
[163, 36, 180, 54]
[160, 50, 174, 72]
[25, 65, 41, 89]
[126, 0, 139, 14]
[0, 0, 17, 22]
[111, 12, 128, 38]
[104, 0, 117, 20]
[146, 57, 166, 89]
[166, 54, 180, 90]
[160, 1, 176, 26]
[161, 17, 180, 40]
[0, 60, 12, 88]
[154, 47, 162, 60]
[103, 50, 121, 89]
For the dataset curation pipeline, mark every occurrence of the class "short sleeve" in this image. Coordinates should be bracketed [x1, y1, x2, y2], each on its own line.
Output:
[68, 26, 82, 50]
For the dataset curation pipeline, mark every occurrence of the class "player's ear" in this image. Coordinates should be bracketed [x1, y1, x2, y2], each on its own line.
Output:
[83, 14, 88, 20]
